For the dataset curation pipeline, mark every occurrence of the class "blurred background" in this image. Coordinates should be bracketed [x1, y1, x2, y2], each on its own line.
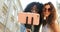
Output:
[0, 0, 60, 32]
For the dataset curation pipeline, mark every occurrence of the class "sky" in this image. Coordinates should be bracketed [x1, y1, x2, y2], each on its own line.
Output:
[20, 0, 57, 10]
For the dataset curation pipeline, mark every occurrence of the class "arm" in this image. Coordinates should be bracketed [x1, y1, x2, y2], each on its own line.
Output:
[51, 21, 60, 32]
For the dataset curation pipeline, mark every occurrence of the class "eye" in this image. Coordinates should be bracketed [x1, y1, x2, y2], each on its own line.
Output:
[48, 8, 52, 11]
[43, 8, 51, 12]
[43, 8, 46, 12]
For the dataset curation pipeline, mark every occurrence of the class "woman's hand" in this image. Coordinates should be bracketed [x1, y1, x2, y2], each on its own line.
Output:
[26, 28, 31, 32]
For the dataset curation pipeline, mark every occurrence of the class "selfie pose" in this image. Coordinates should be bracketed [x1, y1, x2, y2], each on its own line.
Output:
[41, 2, 59, 32]
[24, 2, 43, 32]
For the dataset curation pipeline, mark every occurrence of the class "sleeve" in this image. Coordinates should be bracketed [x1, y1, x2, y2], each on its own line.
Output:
[20, 24, 26, 32]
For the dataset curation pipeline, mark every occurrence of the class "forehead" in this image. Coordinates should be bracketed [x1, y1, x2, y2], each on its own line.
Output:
[44, 5, 50, 8]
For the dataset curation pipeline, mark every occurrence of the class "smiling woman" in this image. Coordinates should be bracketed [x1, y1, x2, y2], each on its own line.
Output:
[19, 0, 59, 32]
[41, 2, 59, 32]
[0, 0, 60, 32]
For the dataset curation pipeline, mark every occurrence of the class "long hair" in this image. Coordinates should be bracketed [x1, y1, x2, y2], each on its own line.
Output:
[24, 2, 43, 25]
[24, 2, 43, 31]
[41, 2, 57, 26]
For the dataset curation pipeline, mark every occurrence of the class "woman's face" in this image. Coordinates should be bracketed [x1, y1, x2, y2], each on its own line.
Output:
[43, 4, 51, 17]
[31, 5, 38, 13]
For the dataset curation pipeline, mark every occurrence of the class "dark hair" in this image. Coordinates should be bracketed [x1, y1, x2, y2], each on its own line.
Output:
[24, 2, 43, 25]
[41, 2, 57, 26]
[24, 2, 43, 14]
[24, 2, 43, 32]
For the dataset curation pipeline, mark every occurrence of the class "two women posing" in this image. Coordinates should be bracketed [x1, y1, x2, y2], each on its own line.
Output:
[23, 2, 59, 32]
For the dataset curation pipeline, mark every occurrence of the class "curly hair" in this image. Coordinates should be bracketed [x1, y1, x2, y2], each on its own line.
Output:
[24, 2, 43, 32]
[24, 2, 43, 14]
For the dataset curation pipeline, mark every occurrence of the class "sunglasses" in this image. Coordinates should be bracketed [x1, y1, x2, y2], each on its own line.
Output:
[43, 8, 52, 12]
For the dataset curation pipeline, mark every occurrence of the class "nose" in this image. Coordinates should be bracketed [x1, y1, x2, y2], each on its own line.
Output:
[44, 10, 49, 14]
[45, 9, 49, 12]
[46, 10, 48, 12]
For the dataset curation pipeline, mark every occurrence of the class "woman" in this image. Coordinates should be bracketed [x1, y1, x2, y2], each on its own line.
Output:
[41, 2, 59, 32]
[24, 2, 43, 32]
